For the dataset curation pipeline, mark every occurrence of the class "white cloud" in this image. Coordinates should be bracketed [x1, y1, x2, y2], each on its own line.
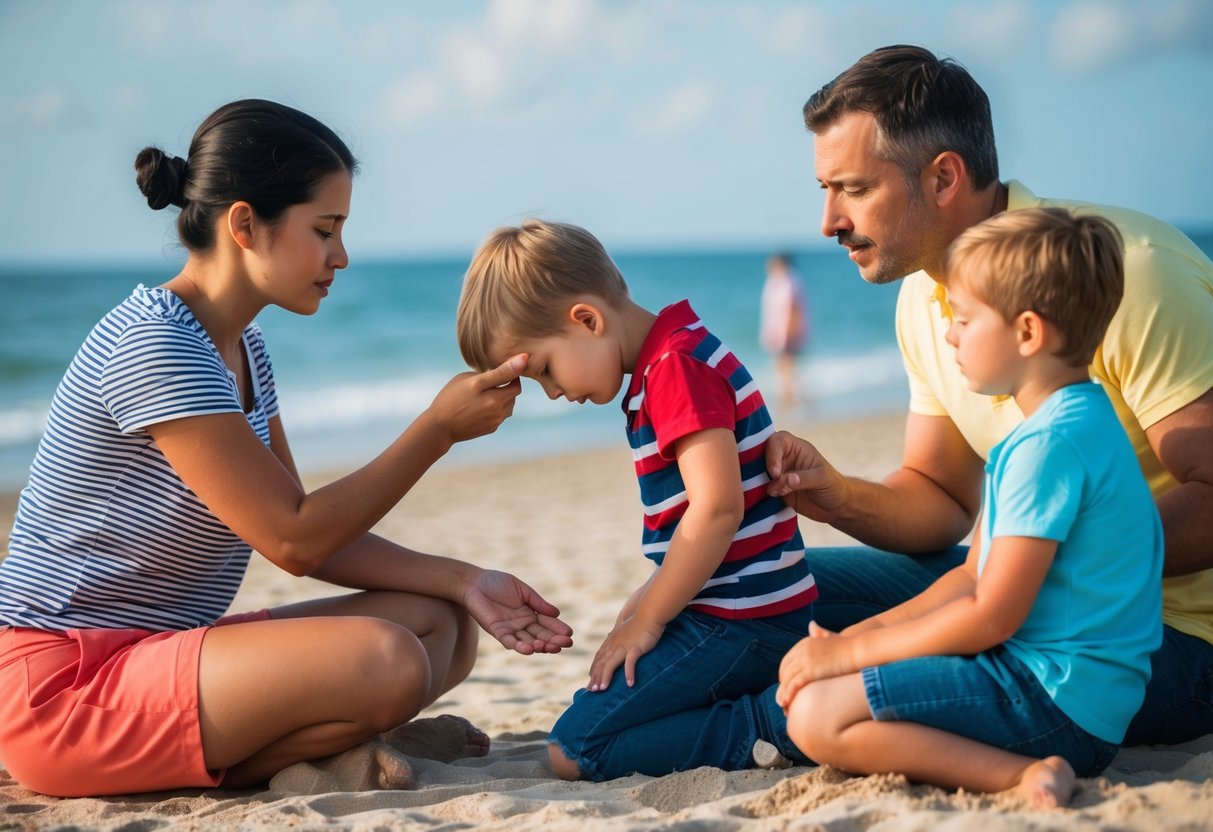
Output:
[632, 80, 715, 137]
[112, 0, 349, 65]
[1050, 0, 1213, 72]
[0, 89, 76, 131]
[761, 5, 827, 58]
[376, 0, 611, 126]
[1051, 1, 1137, 72]
[439, 27, 511, 109]
[383, 74, 444, 130]
[111, 83, 149, 114]
[948, 0, 1033, 59]
[487, 0, 594, 49]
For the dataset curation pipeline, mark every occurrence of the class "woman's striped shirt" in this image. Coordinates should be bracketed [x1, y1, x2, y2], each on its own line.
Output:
[0, 286, 279, 631]
[624, 300, 816, 619]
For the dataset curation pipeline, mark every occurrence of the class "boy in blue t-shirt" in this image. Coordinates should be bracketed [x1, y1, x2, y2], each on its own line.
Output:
[774, 207, 1163, 808]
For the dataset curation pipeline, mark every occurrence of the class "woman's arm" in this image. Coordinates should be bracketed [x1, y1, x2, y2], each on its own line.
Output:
[308, 532, 573, 654]
[147, 356, 526, 576]
[587, 427, 744, 689]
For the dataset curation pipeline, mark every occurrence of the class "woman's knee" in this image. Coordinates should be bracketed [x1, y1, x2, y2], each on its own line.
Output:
[348, 618, 432, 730]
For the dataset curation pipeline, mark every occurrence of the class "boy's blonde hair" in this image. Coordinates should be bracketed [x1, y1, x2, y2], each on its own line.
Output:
[457, 219, 629, 371]
[944, 206, 1124, 367]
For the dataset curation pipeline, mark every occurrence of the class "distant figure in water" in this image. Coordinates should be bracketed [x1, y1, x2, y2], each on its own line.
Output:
[760, 252, 809, 412]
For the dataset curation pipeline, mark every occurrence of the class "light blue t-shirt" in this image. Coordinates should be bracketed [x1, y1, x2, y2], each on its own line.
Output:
[978, 381, 1163, 743]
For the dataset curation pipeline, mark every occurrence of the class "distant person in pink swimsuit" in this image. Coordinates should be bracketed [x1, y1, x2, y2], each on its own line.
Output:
[760, 252, 809, 411]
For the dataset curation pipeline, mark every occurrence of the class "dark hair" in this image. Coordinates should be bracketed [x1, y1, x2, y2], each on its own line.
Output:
[803, 45, 998, 189]
[134, 99, 358, 252]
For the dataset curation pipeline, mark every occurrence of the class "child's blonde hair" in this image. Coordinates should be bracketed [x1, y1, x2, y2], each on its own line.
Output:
[457, 219, 629, 371]
[944, 206, 1124, 367]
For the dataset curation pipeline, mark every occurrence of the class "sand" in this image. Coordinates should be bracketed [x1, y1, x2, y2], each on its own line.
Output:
[2, 411, 1211, 831]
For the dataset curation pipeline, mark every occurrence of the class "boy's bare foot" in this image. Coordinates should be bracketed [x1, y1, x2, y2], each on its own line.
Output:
[268, 738, 415, 794]
[1016, 756, 1075, 808]
[382, 714, 491, 763]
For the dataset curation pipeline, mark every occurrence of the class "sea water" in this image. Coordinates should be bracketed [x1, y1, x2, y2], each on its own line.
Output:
[3, 233, 1208, 491]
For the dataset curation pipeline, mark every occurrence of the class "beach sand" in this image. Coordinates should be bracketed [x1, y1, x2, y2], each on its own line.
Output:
[2, 411, 1211, 830]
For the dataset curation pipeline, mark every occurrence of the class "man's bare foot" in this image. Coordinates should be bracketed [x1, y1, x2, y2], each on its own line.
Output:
[1016, 756, 1076, 808]
[268, 739, 416, 794]
[382, 714, 491, 763]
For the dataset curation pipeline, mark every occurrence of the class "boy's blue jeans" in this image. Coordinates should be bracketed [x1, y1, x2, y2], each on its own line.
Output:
[808, 545, 1213, 748]
[548, 604, 815, 781]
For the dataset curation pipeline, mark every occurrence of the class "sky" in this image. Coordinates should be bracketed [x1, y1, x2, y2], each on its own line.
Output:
[2, 0, 1212, 265]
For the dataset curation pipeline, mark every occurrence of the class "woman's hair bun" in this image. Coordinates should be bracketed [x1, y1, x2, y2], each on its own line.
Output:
[134, 147, 189, 210]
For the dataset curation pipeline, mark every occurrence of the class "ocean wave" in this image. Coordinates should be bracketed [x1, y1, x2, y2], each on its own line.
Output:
[0, 347, 907, 450]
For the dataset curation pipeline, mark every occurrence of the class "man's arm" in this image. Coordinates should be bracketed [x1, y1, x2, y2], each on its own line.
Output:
[1147, 386, 1213, 576]
[767, 412, 984, 553]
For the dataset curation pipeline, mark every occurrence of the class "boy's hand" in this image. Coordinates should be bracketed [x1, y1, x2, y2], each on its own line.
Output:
[775, 627, 858, 711]
[588, 617, 664, 691]
[426, 354, 527, 444]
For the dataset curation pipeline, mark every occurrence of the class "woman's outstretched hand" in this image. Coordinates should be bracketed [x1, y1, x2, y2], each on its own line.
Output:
[426, 354, 528, 445]
[461, 568, 574, 655]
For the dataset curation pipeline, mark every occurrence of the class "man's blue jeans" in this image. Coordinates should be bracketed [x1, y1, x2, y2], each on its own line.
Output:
[807, 545, 1213, 747]
[548, 604, 815, 781]
[551, 545, 1213, 781]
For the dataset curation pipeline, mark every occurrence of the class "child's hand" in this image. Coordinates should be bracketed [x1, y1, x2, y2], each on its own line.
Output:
[775, 627, 858, 711]
[588, 617, 664, 691]
[425, 354, 527, 444]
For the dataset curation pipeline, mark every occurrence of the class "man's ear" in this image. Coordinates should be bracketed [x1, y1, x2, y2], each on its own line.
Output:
[925, 151, 966, 209]
[1016, 310, 1048, 357]
[226, 201, 257, 251]
[569, 302, 606, 334]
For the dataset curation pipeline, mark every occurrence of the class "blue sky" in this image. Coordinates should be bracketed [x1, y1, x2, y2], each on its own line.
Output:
[2, 0, 1211, 265]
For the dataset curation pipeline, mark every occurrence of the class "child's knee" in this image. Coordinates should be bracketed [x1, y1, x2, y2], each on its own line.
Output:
[547, 743, 582, 781]
[785, 686, 833, 762]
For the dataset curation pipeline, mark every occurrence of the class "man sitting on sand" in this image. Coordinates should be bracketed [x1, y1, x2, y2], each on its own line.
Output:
[767, 44, 1213, 751]
[777, 207, 1163, 808]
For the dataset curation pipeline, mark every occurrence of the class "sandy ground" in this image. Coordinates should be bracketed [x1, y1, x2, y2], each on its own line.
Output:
[2, 411, 1211, 830]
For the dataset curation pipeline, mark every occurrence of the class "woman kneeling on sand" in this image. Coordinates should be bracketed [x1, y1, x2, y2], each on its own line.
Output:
[0, 99, 571, 797]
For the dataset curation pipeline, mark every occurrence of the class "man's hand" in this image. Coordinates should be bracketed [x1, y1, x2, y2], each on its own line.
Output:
[461, 568, 573, 655]
[765, 430, 850, 523]
[587, 616, 664, 691]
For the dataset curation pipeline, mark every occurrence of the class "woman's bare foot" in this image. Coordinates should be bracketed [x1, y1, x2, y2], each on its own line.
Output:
[268, 739, 415, 794]
[1016, 756, 1076, 808]
[382, 714, 491, 763]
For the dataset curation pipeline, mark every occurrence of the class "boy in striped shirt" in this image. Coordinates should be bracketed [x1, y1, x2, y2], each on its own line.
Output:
[457, 219, 817, 781]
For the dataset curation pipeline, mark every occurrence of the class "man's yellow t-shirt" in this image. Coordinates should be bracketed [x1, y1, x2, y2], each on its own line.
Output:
[897, 180, 1213, 642]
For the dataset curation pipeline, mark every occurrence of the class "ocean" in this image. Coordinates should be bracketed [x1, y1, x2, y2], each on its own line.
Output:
[3, 233, 1209, 492]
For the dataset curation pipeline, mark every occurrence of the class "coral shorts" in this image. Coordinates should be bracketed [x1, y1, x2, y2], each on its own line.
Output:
[0, 609, 271, 797]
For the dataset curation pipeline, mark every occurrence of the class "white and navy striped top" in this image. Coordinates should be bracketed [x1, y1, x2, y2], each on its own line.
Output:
[0, 285, 279, 631]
